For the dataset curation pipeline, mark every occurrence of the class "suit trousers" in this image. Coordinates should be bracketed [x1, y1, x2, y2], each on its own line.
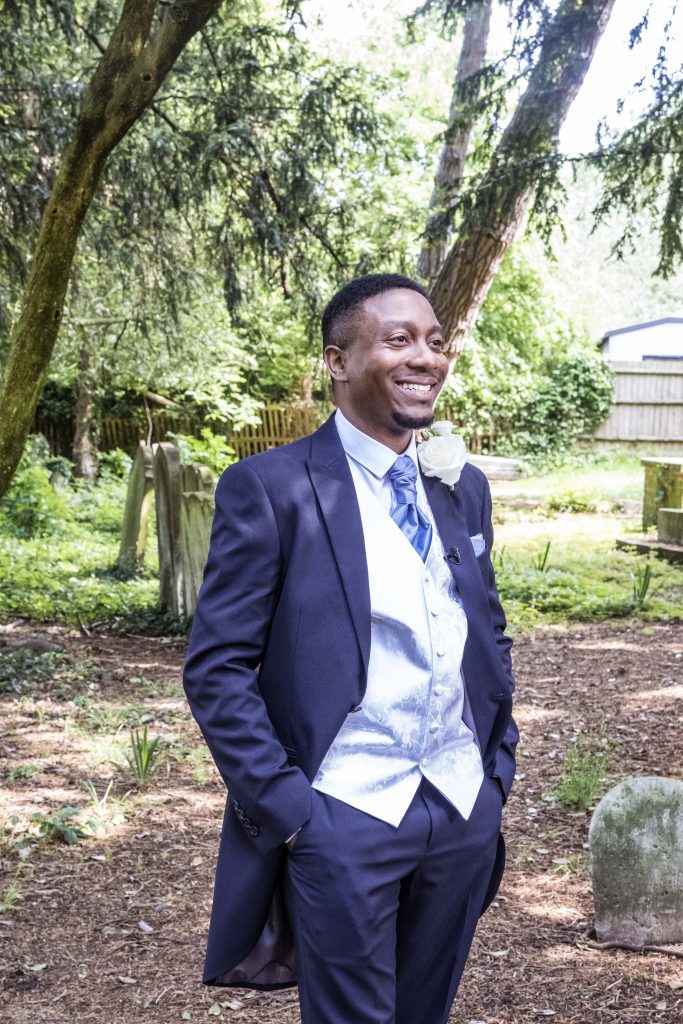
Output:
[284, 774, 503, 1024]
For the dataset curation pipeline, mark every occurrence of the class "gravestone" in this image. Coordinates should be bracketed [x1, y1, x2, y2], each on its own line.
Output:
[589, 777, 683, 945]
[658, 507, 683, 546]
[154, 445, 215, 618]
[179, 463, 215, 616]
[154, 443, 183, 616]
[117, 442, 155, 576]
[642, 458, 683, 530]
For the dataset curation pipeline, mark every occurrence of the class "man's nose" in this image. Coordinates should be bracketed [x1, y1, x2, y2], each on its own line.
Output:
[406, 338, 440, 367]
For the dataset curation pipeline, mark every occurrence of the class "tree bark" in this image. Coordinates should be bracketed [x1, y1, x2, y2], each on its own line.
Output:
[417, 0, 492, 284]
[0, 0, 224, 500]
[430, 0, 617, 358]
[72, 344, 99, 481]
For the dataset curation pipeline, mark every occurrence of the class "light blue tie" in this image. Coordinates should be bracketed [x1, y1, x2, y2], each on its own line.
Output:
[387, 456, 432, 562]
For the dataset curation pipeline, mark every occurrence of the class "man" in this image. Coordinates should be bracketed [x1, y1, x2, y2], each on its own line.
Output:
[183, 273, 518, 1024]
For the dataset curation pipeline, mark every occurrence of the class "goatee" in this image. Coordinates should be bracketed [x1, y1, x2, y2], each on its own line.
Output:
[392, 411, 435, 430]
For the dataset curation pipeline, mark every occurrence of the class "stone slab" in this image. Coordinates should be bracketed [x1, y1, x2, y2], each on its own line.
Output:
[467, 454, 524, 480]
[589, 777, 683, 945]
[658, 507, 683, 546]
[616, 537, 683, 563]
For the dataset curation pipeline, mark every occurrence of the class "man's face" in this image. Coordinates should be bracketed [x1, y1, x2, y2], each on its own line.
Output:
[325, 288, 449, 451]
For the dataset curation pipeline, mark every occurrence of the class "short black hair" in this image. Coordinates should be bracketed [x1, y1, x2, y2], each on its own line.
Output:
[321, 273, 431, 354]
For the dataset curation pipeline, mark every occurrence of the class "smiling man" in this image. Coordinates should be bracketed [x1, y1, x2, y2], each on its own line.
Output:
[183, 273, 518, 1024]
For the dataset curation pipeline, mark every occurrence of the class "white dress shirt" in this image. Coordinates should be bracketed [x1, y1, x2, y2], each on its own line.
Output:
[311, 410, 484, 826]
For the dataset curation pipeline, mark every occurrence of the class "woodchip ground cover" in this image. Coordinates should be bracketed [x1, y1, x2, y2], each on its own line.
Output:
[1, 454, 682, 1022]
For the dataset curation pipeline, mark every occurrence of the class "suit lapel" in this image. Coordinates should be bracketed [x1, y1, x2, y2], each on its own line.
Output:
[307, 417, 371, 678]
[421, 471, 491, 623]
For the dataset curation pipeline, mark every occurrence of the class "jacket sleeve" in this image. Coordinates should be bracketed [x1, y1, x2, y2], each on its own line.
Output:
[183, 459, 311, 856]
[481, 475, 519, 802]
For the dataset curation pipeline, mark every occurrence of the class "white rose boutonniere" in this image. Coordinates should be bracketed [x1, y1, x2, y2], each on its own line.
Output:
[417, 420, 467, 489]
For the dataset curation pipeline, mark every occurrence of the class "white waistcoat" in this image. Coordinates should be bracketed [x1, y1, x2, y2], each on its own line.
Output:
[312, 471, 484, 826]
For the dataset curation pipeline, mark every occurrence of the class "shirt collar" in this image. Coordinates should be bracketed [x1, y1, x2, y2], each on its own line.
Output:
[335, 408, 418, 479]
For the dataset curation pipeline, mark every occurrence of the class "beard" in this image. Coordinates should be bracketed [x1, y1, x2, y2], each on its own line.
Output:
[392, 410, 435, 430]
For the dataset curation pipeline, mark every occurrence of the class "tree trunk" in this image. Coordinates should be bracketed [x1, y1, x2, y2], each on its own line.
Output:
[72, 344, 99, 480]
[0, 0, 224, 500]
[430, 0, 617, 358]
[417, 0, 492, 283]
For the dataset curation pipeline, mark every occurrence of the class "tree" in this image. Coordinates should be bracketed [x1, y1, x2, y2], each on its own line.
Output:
[0, 0, 224, 499]
[422, 0, 618, 356]
[417, 0, 492, 282]
[1, 0, 398, 486]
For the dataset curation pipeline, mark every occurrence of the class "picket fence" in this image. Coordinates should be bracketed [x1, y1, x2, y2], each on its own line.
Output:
[34, 403, 495, 459]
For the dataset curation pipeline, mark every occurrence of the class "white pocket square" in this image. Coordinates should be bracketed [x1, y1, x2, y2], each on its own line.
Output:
[470, 533, 486, 557]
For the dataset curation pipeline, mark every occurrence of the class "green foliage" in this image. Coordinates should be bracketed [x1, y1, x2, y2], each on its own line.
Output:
[0, 648, 87, 697]
[631, 560, 654, 612]
[0, 874, 21, 912]
[531, 540, 552, 572]
[0, 435, 71, 538]
[30, 806, 97, 845]
[552, 733, 612, 811]
[97, 448, 132, 480]
[439, 248, 614, 459]
[492, 471, 683, 631]
[167, 428, 236, 478]
[546, 491, 597, 514]
[121, 726, 164, 784]
[6, 763, 38, 784]
[504, 351, 614, 462]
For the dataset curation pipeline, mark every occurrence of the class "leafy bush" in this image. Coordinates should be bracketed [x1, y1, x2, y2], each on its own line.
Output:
[0, 435, 71, 538]
[167, 427, 236, 478]
[97, 448, 132, 480]
[0, 534, 160, 625]
[439, 248, 614, 461]
[502, 352, 614, 462]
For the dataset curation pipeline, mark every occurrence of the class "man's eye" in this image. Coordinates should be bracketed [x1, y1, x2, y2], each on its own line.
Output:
[430, 337, 444, 348]
[391, 334, 408, 344]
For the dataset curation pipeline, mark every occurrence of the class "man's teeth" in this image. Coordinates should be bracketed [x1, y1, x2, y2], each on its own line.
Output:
[399, 383, 431, 392]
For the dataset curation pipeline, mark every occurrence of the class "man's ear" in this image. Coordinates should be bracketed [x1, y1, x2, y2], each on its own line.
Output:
[324, 345, 349, 384]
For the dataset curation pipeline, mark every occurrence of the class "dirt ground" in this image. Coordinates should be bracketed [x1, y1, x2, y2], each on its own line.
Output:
[1, 617, 682, 1024]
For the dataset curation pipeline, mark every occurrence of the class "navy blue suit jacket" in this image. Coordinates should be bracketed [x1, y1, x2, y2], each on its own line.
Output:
[183, 415, 518, 988]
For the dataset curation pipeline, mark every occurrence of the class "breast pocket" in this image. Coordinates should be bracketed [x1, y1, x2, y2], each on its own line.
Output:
[470, 532, 486, 558]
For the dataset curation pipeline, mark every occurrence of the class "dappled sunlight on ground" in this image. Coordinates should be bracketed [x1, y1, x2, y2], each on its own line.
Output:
[2, 621, 683, 1024]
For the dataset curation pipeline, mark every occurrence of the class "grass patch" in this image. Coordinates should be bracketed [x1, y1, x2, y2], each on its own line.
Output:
[493, 511, 682, 632]
[494, 448, 644, 505]
[550, 733, 613, 811]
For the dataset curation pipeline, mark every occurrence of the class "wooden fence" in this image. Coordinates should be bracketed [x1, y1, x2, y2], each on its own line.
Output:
[592, 360, 683, 452]
[34, 402, 495, 460]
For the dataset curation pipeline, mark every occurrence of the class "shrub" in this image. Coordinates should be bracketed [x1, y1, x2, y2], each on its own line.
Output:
[502, 352, 614, 463]
[166, 427, 235, 478]
[0, 435, 71, 538]
[97, 448, 132, 480]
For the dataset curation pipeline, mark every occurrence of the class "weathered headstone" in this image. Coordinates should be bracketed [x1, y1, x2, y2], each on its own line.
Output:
[154, 445, 216, 618]
[179, 463, 215, 617]
[117, 442, 154, 576]
[589, 777, 683, 945]
[154, 443, 183, 616]
[642, 458, 683, 530]
[658, 507, 683, 546]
